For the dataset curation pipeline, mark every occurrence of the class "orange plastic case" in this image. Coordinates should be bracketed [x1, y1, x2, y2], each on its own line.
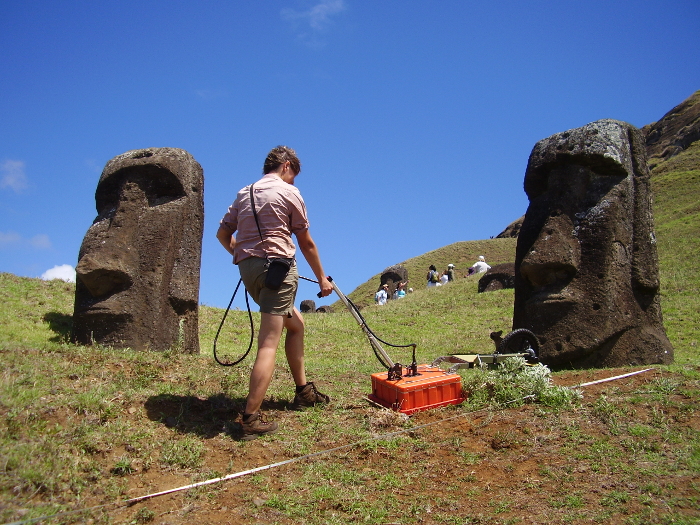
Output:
[368, 365, 465, 414]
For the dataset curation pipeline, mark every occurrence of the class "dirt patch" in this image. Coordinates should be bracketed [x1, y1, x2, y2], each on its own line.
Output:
[70, 367, 696, 524]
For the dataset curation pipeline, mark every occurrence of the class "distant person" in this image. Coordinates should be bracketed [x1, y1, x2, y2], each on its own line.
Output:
[394, 281, 407, 299]
[375, 284, 389, 305]
[439, 272, 449, 286]
[470, 255, 491, 275]
[216, 145, 333, 440]
[427, 265, 440, 288]
[447, 264, 455, 282]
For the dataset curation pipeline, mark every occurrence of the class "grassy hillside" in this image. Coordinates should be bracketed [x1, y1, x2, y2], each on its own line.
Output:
[0, 141, 698, 524]
[337, 237, 517, 310]
[650, 140, 700, 364]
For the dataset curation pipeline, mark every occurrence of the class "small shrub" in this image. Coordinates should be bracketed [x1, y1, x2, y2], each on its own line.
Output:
[134, 506, 155, 523]
[460, 358, 581, 409]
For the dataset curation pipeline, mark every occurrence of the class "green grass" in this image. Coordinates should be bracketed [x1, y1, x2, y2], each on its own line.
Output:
[651, 141, 700, 366]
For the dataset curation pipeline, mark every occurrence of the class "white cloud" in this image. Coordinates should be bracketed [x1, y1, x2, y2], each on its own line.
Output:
[0, 231, 52, 250]
[41, 264, 76, 283]
[0, 160, 28, 193]
[84, 158, 104, 175]
[281, 0, 346, 33]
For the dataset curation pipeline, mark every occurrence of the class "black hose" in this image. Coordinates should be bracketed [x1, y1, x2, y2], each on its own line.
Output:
[213, 278, 255, 367]
[302, 275, 416, 368]
[214, 275, 416, 371]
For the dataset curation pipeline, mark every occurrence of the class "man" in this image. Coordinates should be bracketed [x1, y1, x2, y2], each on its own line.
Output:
[470, 256, 491, 274]
[447, 264, 455, 282]
[426, 265, 440, 287]
[375, 284, 389, 305]
[216, 146, 333, 440]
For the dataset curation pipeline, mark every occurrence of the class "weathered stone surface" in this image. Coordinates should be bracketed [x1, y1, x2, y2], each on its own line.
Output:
[513, 120, 673, 368]
[316, 305, 333, 313]
[380, 264, 409, 300]
[300, 299, 316, 313]
[71, 148, 204, 353]
[643, 90, 700, 162]
[496, 216, 524, 238]
[478, 263, 515, 293]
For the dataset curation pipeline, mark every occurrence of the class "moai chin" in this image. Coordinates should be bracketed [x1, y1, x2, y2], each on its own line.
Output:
[71, 148, 204, 353]
[513, 119, 673, 367]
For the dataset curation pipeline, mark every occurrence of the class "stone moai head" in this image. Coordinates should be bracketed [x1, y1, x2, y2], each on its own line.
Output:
[71, 148, 204, 353]
[380, 265, 409, 299]
[513, 119, 673, 367]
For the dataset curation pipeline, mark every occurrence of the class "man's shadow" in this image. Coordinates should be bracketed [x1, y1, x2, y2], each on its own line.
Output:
[43, 312, 72, 342]
[144, 393, 288, 439]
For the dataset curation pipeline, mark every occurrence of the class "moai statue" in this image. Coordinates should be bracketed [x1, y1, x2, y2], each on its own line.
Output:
[71, 148, 204, 353]
[513, 119, 673, 367]
[380, 264, 409, 299]
[300, 299, 316, 313]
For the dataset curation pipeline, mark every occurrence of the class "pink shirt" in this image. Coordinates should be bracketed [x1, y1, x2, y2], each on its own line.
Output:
[219, 174, 309, 264]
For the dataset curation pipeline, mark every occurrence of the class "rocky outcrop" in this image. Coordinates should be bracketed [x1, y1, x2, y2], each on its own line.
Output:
[496, 216, 524, 238]
[643, 90, 700, 164]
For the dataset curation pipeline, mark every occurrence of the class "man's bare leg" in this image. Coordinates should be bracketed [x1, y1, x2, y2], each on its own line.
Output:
[244, 312, 284, 415]
[284, 307, 307, 387]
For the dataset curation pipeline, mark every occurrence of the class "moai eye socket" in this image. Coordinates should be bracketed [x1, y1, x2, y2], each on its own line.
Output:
[95, 166, 186, 218]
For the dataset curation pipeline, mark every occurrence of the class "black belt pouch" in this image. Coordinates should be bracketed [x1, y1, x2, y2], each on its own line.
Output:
[264, 258, 293, 290]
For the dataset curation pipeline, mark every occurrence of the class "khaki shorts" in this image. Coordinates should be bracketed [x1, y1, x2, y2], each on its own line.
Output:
[238, 257, 298, 316]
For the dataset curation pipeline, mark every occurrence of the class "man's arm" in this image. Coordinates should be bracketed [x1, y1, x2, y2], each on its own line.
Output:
[295, 229, 333, 297]
[216, 224, 237, 258]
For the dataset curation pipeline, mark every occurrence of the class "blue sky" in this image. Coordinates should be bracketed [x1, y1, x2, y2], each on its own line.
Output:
[1, 1, 698, 309]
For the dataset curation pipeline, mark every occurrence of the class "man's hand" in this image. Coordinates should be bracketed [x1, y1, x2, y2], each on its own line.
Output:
[318, 276, 333, 297]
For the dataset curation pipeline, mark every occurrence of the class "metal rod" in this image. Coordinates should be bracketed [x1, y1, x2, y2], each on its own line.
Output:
[329, 279, 395, 368]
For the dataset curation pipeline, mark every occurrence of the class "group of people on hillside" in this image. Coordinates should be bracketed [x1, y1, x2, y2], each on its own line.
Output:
[427, 256, 491, 288]
[375, 280, 409, 305]
[426, 264, 453, 287]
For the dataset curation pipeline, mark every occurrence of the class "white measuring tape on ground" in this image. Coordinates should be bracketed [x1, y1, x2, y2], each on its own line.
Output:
[571, 368, 654, 389]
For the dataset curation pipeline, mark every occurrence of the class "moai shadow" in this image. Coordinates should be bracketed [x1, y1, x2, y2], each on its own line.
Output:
[513, 120, 673, 368]
[71, 148, 204, 353]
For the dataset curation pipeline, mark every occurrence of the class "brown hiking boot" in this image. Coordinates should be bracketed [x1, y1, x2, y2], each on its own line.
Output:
[240, 411, 278, 441]
[290, 382, 330, 410]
